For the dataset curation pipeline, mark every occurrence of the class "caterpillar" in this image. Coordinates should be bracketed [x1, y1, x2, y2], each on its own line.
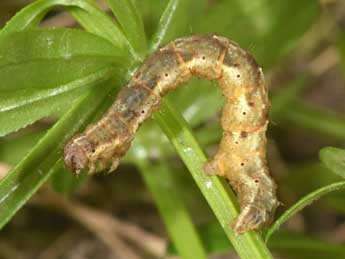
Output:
[64, 34, 279, 233]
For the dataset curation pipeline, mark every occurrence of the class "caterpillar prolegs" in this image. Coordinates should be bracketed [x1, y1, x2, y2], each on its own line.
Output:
[64, 35, 279, 233]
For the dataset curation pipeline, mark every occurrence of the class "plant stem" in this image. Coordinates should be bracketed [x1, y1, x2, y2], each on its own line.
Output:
[137, 160, 208, 259]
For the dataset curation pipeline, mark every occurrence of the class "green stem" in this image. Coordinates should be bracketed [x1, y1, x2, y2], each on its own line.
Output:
[137, 160, 207, 259]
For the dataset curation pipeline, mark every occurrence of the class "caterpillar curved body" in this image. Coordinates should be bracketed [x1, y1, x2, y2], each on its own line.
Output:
[64, 34, 279, 233]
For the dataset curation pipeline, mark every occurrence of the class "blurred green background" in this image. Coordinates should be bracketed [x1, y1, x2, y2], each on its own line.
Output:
[1, 0, 345, 258]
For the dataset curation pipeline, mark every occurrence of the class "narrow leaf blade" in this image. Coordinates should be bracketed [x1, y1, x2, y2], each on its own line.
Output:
[265, 181, 345, 242]
[320, 147, 345, 179]
[106, 0, 147, 57]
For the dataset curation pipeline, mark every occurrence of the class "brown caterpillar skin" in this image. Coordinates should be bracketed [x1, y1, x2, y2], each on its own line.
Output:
[64, 34, 279, 233]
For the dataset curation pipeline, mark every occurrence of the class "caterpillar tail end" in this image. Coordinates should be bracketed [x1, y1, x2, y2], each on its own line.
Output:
[203, 159, 279, 234]
[231, 178, 280, 234]
[231, 204, 275, 234]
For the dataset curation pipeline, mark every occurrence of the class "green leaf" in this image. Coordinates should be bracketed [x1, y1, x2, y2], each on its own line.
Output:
[264, 181, 345, 242]
[106, 0, 147, 58]
[67, 1, 134, 58]
[0, 89, 82, 137]
[154, 100, 273, 259]
[0, 131, 46, 165]
[0, 29, 122, 93]
[0, 29, 125, 136]
[1, 0, 129, 53]
[320, 147, 345, 179]
[149, 0, 199, 51]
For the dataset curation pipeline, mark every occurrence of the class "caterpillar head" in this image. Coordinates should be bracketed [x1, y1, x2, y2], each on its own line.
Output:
[64, 137, 89, 174]
[64, 134, 122, 174]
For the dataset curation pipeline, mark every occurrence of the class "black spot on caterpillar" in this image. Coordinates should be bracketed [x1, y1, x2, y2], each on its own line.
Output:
[64, 34, 279, 233]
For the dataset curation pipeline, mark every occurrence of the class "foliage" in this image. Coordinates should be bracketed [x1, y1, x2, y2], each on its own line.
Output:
[1, 0, 345, 258]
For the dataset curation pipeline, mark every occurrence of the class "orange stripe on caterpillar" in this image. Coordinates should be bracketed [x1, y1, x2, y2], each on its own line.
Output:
[132, 77, 162, 101]
[64, 34, 279, 234]
[224, 121, 268, 133]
